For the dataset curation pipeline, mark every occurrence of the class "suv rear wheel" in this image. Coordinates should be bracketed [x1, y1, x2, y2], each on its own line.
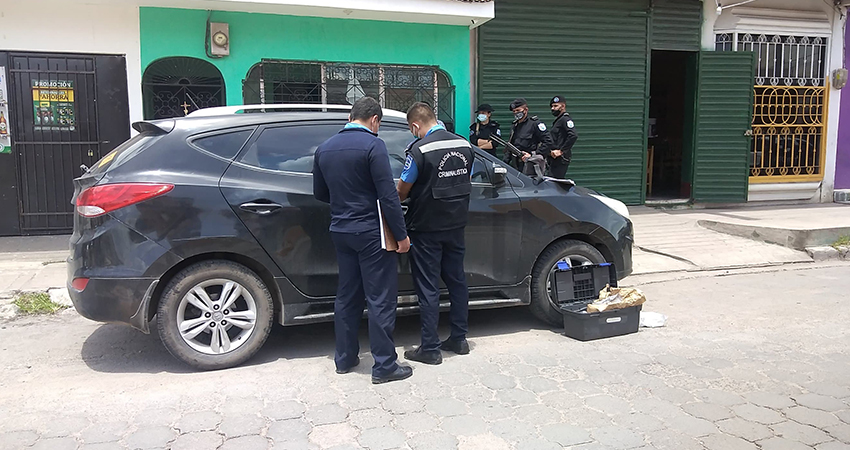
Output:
[157, 260, 274, 370]
[530, 240, 606, 326]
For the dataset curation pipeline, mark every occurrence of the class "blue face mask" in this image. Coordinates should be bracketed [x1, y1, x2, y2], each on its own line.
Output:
[477, 114, 488, 122]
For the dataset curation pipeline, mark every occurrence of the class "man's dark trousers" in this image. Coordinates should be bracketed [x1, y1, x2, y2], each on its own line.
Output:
[409, 228, 469, 352]
[331, 230, 399, 377]
[548, 160, 570, 179]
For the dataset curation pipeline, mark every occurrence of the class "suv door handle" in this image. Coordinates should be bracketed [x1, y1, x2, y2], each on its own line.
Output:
[240, 202, 283, 216]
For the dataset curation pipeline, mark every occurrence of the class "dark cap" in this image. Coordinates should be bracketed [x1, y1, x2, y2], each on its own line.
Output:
[509, 98, 528, 110]
[550, 95, 566, 105]
[476, 103, 494, 113]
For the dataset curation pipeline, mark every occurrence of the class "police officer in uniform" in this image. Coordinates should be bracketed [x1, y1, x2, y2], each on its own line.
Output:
[313, 96, 413, 384]
[548, 95, 578, 179]
[469, 104, 501, 157]
[397, 102, 474, 364]
[505, 98, 555, 176]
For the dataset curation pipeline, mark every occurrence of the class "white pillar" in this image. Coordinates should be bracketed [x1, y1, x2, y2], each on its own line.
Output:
[702, 0, 720, 50]
[821, 6, 846, 202]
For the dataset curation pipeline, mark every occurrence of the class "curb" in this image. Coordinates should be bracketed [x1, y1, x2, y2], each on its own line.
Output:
[805, 245, 850, 262]
[698, 220, 850, 251]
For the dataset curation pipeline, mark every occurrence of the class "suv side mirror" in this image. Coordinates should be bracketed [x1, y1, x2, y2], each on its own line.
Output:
[493, 164, 508, 186]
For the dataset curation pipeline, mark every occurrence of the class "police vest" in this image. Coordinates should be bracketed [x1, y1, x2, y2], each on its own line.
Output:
[406, 130, 474, 232]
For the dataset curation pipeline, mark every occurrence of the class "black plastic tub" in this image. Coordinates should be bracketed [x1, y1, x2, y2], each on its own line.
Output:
[553, 262, 641, 341]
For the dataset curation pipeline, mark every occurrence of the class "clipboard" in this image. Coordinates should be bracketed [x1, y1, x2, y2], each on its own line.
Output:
[378, 200, 399, 252]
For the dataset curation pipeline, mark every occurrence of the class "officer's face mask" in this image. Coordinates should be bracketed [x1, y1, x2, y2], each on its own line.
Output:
[551, 108, 561, 117]
[513, 110, 526, 122]
[477, 113, 488, 123]
[410, 123, 420, 139]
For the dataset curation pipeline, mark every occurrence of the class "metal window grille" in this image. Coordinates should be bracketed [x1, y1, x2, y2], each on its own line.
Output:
[716, 32, 828, 182]
[242, 60, 456, 131]
[142, 57, 225, 120]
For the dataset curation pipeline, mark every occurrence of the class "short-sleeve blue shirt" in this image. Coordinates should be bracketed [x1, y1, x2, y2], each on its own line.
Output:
[400, 124, 445, 184]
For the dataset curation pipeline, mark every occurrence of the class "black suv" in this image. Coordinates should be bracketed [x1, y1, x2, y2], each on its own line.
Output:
[68, 105, 633, 370]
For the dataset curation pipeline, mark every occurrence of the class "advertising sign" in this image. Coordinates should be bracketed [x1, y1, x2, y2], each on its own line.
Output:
[0, 67, 10, 154]
[32, 79, 76, 131]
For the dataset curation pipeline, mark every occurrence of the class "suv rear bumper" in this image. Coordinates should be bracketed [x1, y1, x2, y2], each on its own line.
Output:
[68, 215, 180, 333]
[68, 277, 157, 333]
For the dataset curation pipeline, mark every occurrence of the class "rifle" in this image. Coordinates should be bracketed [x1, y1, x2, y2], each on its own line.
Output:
[489, 135, 546, 180]
[489, 134, 524, 160]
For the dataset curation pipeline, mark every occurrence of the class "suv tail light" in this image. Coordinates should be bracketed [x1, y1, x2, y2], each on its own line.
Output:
[76, 183, 174, 218]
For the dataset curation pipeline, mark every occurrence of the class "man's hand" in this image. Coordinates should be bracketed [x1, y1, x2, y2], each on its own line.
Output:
[477, 139, 489, 147]
[396, 237, 411, 254]
[551, 149, 562, 158]
[521, 152, 531, 162]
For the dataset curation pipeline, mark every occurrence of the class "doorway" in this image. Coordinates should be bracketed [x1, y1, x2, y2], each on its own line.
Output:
[1, 52, 130, 235]
[647, 50, 694, 202]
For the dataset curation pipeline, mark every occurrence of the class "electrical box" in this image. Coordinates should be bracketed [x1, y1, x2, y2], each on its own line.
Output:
[209, 22, 230, 57]
[832, 68, 848, 90]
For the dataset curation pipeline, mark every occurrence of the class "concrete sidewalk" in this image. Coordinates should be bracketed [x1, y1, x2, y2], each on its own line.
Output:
[0, 235, 69, 295]
[0, 203, 848, 295]
[629, 203, 850, 276]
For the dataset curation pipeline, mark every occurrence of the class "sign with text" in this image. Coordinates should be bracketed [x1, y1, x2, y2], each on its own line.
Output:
[0, 67, 10, 154]
[32, 79, 76, 131]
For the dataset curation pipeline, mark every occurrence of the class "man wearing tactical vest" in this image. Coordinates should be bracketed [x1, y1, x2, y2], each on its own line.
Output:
[397, 102, 474, 365]
[505, 98, 555, 176]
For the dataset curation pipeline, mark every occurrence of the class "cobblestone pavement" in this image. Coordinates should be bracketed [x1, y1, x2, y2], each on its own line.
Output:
[1, 265, 849, 450]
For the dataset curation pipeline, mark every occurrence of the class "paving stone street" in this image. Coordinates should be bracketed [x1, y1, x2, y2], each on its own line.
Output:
[1, 264, 849, 450]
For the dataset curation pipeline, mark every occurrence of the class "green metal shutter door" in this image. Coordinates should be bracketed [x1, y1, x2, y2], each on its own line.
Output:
[651, 0, 702, 51]
[478, 0, 649, 205]
[692, 51, 755, 203]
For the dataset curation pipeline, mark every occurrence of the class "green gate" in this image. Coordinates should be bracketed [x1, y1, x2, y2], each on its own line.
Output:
[691, 51, 755, 203]
[478, 0, 650, 205]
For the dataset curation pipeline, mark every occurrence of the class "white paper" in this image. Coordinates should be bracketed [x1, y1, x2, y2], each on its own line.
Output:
[378, 200, 389, 250]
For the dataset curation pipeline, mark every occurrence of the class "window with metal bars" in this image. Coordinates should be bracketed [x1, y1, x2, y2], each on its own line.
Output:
[241, 60, 456, 132]
[142, 57, 225, 120]
[715, 32, 828, 182]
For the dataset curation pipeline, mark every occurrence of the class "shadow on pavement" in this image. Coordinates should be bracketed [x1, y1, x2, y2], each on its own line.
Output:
[81, 306, 555, 374]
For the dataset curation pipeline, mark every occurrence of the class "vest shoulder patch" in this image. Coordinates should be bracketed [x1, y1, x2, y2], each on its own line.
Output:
[538, 122, 547, 132]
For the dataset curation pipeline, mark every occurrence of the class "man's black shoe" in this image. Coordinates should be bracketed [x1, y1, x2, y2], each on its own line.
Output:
[440, 338, 470, 355]
[335, 357, 360, 374]
[371, 365, 413, 384]
[404, 347, 443, 365]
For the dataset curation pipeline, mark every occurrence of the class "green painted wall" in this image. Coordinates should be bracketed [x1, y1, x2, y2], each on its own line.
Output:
[139, 7, 471, 126]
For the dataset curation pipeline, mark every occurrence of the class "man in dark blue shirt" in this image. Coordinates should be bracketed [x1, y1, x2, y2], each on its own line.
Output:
[313, 97, 413, 384]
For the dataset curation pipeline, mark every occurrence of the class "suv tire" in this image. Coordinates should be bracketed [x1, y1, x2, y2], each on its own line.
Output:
[530, 240, 607, 327]
[157, 260, 274, 370]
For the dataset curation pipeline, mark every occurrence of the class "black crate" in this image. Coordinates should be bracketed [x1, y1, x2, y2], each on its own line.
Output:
[553, 263, 641, 341]
[551, 263, 617, 304]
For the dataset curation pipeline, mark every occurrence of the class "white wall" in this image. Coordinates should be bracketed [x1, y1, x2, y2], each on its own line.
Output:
[0, 0, 143, 132]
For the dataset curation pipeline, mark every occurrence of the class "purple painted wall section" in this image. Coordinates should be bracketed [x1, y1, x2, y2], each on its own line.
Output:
[836, 27, 850, 189]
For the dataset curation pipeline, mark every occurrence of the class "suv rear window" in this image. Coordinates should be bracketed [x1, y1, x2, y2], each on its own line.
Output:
[240, 125, 338, 173]
[236, 123, 416, 176]
[191, 129, 255, 160]
[89, 132, 161, 176]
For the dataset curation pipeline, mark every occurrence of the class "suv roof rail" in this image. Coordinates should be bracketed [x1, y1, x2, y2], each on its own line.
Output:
[187, 104, 408, 119]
